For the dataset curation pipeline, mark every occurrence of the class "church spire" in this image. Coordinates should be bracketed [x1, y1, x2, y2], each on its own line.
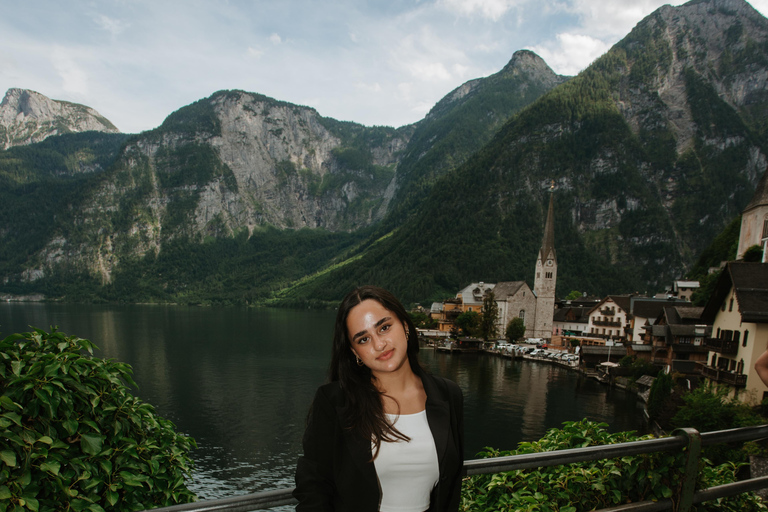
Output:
[539, 182, 556, 264]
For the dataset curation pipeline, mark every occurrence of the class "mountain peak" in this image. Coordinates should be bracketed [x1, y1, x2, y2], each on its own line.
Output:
[0, 88, 119, 150]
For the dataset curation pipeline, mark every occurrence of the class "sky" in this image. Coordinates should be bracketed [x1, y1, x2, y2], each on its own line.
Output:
[1, 0, 767, 134]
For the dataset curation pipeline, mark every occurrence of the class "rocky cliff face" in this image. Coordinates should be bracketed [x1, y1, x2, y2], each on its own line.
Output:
[0, 89, 119, 149]
[25, 90, 410, 282]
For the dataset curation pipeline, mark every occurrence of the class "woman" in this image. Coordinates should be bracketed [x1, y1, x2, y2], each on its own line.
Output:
[294, 286, 464, 512]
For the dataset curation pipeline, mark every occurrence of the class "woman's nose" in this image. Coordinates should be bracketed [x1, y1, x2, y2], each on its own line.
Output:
[373, 335, 387, 350]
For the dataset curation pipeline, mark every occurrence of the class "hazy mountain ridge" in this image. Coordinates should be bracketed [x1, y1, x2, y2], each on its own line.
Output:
[0, 89, 119, 150]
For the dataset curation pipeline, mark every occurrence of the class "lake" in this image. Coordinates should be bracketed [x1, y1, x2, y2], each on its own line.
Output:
[0, 302, 645, 502]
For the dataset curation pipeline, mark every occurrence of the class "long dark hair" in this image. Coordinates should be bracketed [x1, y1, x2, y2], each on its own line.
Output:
[329, 285, 424, 456]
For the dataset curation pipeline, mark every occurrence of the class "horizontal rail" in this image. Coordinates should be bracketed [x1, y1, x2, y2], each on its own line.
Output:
[143, 424, 768, 512]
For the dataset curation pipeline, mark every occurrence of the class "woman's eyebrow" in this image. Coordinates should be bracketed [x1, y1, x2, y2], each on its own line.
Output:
[351, 316, 392, 341]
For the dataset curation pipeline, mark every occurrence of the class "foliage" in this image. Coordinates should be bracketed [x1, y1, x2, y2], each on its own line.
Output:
[564, 290, 582, 301]
[408, 311, 437, 329]
[505, 318, 526, 343]
[647, 371, 673, 420]
[0, 328, 196, 512]
[618, 355, 659, 381]
[672, 384, 767, 434]
[743, 244, 764, 262]
[460, 419, 767, 512]
[479, 292, 499, 341]
[455, 311, 480, 337]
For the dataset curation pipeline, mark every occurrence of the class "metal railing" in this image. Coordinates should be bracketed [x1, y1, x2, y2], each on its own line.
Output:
[143, 424, 768, 512]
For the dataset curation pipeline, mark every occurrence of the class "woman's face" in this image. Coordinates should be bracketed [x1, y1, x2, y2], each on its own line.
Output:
[346, 299, 410, 376]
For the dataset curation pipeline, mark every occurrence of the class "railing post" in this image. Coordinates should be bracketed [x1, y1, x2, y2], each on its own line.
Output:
[672, 428, 701, 512]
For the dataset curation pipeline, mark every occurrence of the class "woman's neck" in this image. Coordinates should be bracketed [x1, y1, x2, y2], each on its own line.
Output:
[374, 365, 426, 415]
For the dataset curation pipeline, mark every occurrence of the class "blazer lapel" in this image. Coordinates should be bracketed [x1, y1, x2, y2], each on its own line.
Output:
[423, 375, 450, 466]
[336, 404, 378, 483]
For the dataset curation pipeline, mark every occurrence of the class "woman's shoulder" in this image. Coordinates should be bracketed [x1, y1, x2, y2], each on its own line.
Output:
[313, 381, 346, 405]
[422, 373, 462, 400]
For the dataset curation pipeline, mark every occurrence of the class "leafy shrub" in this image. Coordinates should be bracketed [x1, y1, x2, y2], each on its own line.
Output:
[460, 420, 767, 512]
[0, 328, 196, 512]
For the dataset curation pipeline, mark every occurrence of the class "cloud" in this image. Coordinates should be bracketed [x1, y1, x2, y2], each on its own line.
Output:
[269, 33, 282, 45]
[527, 32, 611, 75]
[354, 81, 382, 93]
[437, 0, 526, 21]
[93, 14, 128, 36]
[51, 46, 89, 96]
[247, 47, 264, 59]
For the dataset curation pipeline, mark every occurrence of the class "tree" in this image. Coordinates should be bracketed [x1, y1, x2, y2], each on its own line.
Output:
[505, 317, 526, 342]
[409, 311, 436, 329]
[743, 244, 764, 262]
[480, 291, 499, 340]
[565, 290, 582, 301]
[455, 311, 480, 337]
[0, 328, 196, 511]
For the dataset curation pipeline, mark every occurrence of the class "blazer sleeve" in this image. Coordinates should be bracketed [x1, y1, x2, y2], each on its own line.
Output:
[294, 386, 337, 512]
[448, 379, 465, 512]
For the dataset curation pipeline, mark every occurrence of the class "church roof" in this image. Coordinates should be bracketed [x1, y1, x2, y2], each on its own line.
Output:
[493, 281, 529, 298]
[539, 191, 556, 263]
[744, 167, 768, 213]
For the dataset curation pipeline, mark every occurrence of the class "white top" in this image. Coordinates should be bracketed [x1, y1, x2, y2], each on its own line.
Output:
[373, 410, 440, 512]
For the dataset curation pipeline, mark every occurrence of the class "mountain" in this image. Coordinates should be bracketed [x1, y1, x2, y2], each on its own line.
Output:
[380, 50, 570, 229]
[280, 0, 768, 304]
[0, 57, 561, 302]
[0, 89, 119, 150]
[2, 0, 766, 306]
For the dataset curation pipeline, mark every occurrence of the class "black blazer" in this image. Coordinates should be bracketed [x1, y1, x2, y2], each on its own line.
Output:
[294, 372, 464, 512]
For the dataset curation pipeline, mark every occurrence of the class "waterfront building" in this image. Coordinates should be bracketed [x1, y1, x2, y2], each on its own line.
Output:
[671, 280, 700, 302]
[701, 261, 768, 404]
[642, 305, 710, 374]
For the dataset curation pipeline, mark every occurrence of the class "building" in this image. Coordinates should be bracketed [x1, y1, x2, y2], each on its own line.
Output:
[643, 305, 710, 374]
[672, 280, 700, 302]
[701, 262, 768, 403]
[494, 281, 537, 338]
[531, 189, 557, 339]
[736, 167, 768, 262]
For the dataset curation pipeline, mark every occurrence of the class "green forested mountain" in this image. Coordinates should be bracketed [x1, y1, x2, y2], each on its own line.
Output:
[279, 0, 768, 305]
[1, 0, 767, 306]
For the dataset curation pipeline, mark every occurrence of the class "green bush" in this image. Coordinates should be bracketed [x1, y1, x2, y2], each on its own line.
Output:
[0, 328, 196, 512]
[460, 419, 767, 512]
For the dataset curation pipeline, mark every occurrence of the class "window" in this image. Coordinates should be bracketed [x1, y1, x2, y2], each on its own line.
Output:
[729, 298, 734, 312]
[721, 301, 726, 312]
[717, 327, 721, 338]
[763, 217, 768, 239]
[734, 331, 740, 344]
[519, 310, 525, 321]
[711, 354, 718, 366]
[744, 330, 749, 347]
[537, 272, 540, 278]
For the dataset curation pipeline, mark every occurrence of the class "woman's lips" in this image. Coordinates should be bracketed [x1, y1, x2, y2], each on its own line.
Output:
[377, 349, 394, 361]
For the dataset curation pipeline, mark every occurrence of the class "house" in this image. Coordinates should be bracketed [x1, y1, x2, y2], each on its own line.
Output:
[586, 296, 631, 342]
[430, 283, 495, 333]
[672, 280, 700, 302]
[553, 306, 591, 337]
[643, 305, 710, 374]
[701, 262, 768, 403]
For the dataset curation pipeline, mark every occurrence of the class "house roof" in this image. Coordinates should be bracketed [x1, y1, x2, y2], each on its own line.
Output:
[702, 262, 768, 324]
[456, 282, 496, 304]
[493, 281, 528, 299]
[553, 307, 591, 323]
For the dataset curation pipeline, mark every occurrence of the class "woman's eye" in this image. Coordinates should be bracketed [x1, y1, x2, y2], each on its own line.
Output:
[380, 324, 390, 332]
[357, 337, 369, 344]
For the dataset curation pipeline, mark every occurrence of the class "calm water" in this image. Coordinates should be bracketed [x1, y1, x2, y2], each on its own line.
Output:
[0, 302, 644, 501]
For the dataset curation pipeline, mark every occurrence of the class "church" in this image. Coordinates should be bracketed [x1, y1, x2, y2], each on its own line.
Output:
[434, 188, 557, 340]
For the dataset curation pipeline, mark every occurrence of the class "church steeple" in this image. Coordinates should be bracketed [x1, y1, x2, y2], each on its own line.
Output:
[532, 183, 557, 339]
[539, 185, 556, 266]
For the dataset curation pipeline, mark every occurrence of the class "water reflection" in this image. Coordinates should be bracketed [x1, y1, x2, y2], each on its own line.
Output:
[0, 303, 644, 501]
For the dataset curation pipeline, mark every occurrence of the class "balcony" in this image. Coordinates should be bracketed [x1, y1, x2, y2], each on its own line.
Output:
[704, 337, 738, 355]
[600, 307, 615, 316]
[593, 320, 622, 327]
[701, 366, 747, 387]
